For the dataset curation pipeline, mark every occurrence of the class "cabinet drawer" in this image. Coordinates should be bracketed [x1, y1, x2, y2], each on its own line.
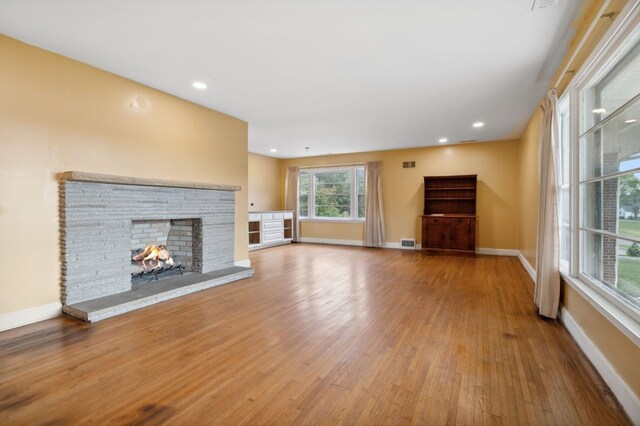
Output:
[262, 219, 283, 231]
[273, 212, 284, 219]
[425, 217, 448, 225]
[249, 213, 261, 221]
[451, 217, 471, 225]
[261, 213, 274, 220]
[283, 212, 293, 219]
[263, 230, 284, 242]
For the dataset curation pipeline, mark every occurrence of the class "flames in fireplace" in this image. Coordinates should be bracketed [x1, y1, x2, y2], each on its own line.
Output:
[132, 244, 175, 270]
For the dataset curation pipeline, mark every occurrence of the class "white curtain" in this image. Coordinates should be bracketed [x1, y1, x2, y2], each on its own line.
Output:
[535, 89, 561, 319]
[284, 166, 301, 242]
[364, 161, 385, 247]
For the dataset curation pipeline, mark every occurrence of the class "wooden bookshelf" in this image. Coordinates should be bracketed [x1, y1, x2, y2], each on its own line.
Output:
[422, 175, 477, 254]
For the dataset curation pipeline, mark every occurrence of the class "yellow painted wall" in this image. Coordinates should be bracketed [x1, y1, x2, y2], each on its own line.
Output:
[248, 153, 282, 211]
[518, 108, 541, 269]
[282, 139, 521, 249]
[0, 35, 249, 316]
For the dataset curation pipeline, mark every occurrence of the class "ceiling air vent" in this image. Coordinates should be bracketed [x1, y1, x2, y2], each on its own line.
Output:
[531, 0, 559, 10]
[458, 139, 478, 144]
[403, 161, 416, 168]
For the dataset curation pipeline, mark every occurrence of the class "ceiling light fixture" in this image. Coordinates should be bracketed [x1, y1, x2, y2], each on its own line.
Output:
[625, 119, 637, 124]
[270, 148, 278, 153]
[472, 122, 484, 128]
[192, 81, 207, 90]
[592, 108, 607, 114]
[438, 138, 448, 143]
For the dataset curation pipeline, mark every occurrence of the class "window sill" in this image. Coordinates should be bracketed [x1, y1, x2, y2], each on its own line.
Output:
[300, 218, 365, 224]
[561, 272, 640, 348]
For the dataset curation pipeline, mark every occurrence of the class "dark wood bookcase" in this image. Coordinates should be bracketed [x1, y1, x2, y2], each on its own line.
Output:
[421, 175, 477, 254]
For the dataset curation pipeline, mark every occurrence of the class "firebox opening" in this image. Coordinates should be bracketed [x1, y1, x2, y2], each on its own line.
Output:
[130, 219, 199, 287]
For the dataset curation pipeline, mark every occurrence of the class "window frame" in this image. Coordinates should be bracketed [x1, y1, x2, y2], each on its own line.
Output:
[559, 2, 640, 346]
[298, 165, 366, 223]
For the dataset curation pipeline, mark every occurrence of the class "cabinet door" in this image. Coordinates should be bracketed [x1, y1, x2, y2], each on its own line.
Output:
[450, 217, 474, 251]
[423, 217, 449, 249]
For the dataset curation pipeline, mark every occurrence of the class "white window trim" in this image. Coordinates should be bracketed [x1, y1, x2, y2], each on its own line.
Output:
[299, 165, 365, 222]
[300, 218, 365, 224]
[559, 1, 640, 347]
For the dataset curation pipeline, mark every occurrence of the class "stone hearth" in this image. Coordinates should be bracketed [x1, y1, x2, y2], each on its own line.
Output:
[59, 171, 254, 321]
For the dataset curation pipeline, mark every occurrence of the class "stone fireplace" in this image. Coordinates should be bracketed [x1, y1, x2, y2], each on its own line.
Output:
[59, 171, 253, 322]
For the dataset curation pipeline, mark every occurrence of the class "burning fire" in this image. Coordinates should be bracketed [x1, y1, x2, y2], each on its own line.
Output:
[133, 244, 175, 270]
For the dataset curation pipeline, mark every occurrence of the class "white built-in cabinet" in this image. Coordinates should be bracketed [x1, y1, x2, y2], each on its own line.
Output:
[248, 211, 294, 250]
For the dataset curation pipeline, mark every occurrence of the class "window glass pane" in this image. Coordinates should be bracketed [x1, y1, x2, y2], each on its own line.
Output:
[580, 96, 640, 181]
[357, 167, 365, 219]
[581, 34, 640, 132]
[581, 231, 640, 308]
[314, 171, 352, 218]
[558, 97, 571, 268]
[581, 172, 640, 241]
[560, 187, 571, 265]
[559, 101, 571, 185]
[299, 171, 309, 217]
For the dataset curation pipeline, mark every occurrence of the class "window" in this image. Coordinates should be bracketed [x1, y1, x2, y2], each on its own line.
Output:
[563, 22, 640, 320]
[579, 33, 640, 311]
[299, 166, 365, 221]
[558, 96, 571, 272]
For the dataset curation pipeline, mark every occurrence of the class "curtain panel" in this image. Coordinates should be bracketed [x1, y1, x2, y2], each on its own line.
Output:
[284, 166, 301, 242]
[364, 161, 385, 247]
[535, 89, 561, 319]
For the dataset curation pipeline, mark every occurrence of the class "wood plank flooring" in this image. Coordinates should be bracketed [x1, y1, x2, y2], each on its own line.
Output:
[0, 244, 630, 424]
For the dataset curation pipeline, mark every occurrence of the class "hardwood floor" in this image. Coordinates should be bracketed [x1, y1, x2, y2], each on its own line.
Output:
[0, 244, 630, 424]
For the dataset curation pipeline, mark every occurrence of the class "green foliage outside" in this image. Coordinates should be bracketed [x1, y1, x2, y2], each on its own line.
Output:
[627, 242, 640, 257]
[617, 258, 640, 298]
[617, 219, 640, 299]
[619, 174, 640, 218]
[619, 219, 640, 239]
[314, 172, 351, 217]
[298, 169, 365, 218]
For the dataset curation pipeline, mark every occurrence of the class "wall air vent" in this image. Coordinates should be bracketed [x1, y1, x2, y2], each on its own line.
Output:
[400, 239, 416, 249]
[402, 161, 416, 168]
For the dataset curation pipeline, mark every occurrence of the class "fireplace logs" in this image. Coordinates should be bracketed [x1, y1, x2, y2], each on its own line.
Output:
[131, 245, 184, 282]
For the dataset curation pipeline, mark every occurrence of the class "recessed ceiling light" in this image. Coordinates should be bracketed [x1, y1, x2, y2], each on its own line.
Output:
[592, 108, 607, 114]
[438, 138, 448, 143]
[625, 119, 637, 124]
[269, 148, 278, 153]
[192, 81, 207, 90]
[472, 122, 484, 128]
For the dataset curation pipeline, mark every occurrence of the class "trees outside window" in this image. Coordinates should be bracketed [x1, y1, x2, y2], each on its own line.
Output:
[299, 166, 365, 221]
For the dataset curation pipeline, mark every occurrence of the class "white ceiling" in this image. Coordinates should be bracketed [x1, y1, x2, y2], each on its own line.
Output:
[0, 0, 580, 158]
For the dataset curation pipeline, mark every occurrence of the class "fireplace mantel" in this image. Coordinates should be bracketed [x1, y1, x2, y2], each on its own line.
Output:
[60, 171, 241, 192]
[59, 171, 252, 322]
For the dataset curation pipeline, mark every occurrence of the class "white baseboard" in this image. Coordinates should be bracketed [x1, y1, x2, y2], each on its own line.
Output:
[384, 242, 423, 250]
[235, 259, 251, 268]
[476, 248, 518, 256]
[560, 307, 640, 424]
[517, 251, 537, 283]
[299, 238, 523, 256]
[300, 237, 364, 247]
[0, 302, 62, 332]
